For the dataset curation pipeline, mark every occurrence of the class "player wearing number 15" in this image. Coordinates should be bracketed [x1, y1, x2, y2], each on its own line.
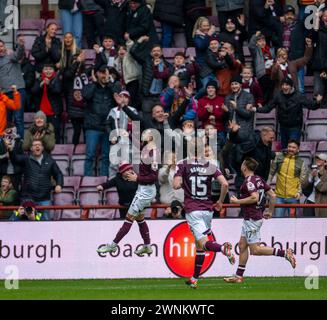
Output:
[224, 158, 296, 284]
[173, 138, 235, 289]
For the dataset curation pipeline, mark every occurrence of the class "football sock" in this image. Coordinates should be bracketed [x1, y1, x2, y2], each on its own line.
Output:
[236, 264, 246, 277]
[193, 250, 206, 279]
[113, 219, 133, 244]
[137, 219, 151, 245]
[203, 241, 222, 252]
[273, 248, 286, 257]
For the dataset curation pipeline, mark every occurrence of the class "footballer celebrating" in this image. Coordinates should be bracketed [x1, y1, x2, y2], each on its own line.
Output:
[97, 129, 159, 257]
[224, 158, 296, 283]
[173, 138, 235, 289]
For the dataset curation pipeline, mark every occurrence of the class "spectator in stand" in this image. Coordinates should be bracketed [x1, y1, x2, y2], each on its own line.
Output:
[257, 77, 323, 149]
[226, 123, 275, 193]
[130, 37, 172, 122]
[303, 153, 327, 217]
[281, 5, 307, 94]
[31, 23, 62, 73]
[96, 0, 128, 45]
[312, 6, 327, 97]
[171, 52, 199, 88]
[225, 75, 256, 139]
[23, 111, 56, 154]
[82, 65, 119, 177]
[216, 41, 242, 96]
[241, 65, 264, 107]
[159, 151, 184, 217]
[0, 0, 8, 36]
[10, 200, 44, 221]
[120, 89, 193, 155]
[218, 15, 248, 64]
[31, 64, 63, 143]
[197, 80, 229, 145]
[192, 17, 217, 66]
[268, 140, 307, 218]
[59, 33, 87, 145]
[107, 91, 138, 175]
[215, 0, 245, 32]
[271, 38, 313, 92]
[97, 162, 138, 219]
[20, 50, 36, 112]
[0, 87, 21, 138]
[153, 0, 184, 48]
[59, 0, 83, 48]
[113, 34, 142, 109]
[125, 0, 159, 61]
[184, 0, 207, 46]
[0, 123, 24, 191]
[160, 75, 196, 120]
[8, 139, 63, 221]
[0, 176, 19, 220]
[80, 0, 105, 48]
[248, 0, 284, 48]
[297, 0, 316, 22]
[249, 31, 275, 103]
[0, 37, 25, 138]
[94, 36, 117, 70]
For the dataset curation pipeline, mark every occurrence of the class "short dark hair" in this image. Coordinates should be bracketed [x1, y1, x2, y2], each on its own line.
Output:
[243, 157, 259, 172]
[288, 139, 300, 148]
[151, 44, 162, 51]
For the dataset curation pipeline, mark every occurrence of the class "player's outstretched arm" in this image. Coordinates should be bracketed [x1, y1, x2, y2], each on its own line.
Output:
[173, 176, 183, 190]
[230, 192, 259, 205]
[217, 175, 229, 204]
[264, 189, 276, 219]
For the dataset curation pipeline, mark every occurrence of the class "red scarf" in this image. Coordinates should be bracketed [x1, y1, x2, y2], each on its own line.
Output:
[40, 71, 56, 116]
[261, 45, 272, 60]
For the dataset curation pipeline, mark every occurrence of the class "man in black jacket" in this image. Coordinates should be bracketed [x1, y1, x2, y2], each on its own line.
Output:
[248, 0, 283, 48]
[8, 139, 63, 221]
[126, 0, 159, 58]
[130, 37, 172, 122]
[257, 76, 323, 148]
[82, 65, 120, 176]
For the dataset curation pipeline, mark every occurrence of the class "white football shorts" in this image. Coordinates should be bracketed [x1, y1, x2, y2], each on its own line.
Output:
[241, 219, 263, 244]
[186, 210, 213, 241]
[128, 184, 156, 217]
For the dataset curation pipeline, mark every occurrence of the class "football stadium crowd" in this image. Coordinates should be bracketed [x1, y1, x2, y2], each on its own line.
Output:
[0, 0, 327, 221]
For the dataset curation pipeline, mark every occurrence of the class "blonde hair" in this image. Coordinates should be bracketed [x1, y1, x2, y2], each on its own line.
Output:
[59, 32, 79, 69]
[277, 48, 288, 58]
[192, 17, 210, 38]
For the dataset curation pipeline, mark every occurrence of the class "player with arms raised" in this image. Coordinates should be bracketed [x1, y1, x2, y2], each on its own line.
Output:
[224, 158, 296, 283]
[173, 138, 235, 289]
[97, 129, 158, 257]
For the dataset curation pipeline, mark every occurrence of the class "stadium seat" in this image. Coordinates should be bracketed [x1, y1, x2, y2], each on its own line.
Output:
[173, 32, 187, 48]
[299, 141, 316, 167]
[21, 34, 37, 52]
[74, 144, 86, 154]
[52, 144, 74, 159]
[100, 189, 120, 219]
[53, 176, 82, 219]
[317, 141, 327, 153]
[71, 155, 86, 176]
[52, 155, 70, 176]
[306, 124, 327, 141]
[185, 47, 196, 59]
[163, 48, 185, 63]
[20, 19, 45, 32]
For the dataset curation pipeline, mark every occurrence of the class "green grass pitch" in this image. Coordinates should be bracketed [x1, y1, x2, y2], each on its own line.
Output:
[0, 277, 327, 300]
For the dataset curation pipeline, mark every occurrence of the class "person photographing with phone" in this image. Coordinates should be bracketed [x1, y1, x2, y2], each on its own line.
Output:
[302, 153, 327, 217]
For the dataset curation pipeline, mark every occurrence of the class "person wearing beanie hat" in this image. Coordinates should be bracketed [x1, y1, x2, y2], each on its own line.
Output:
[230, 74, 243, 84]
[23, 110, 56, 154]
[96, 161, 138, 219]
